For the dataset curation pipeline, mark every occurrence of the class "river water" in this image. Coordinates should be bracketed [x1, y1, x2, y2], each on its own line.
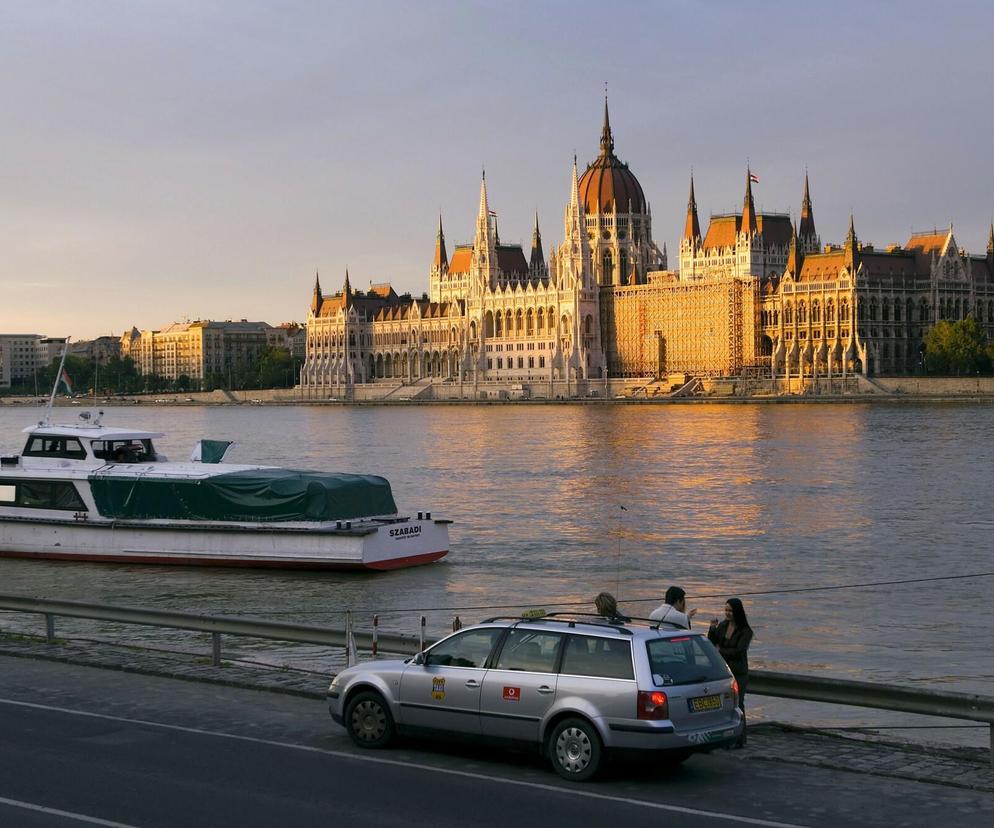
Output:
[1, 402, 992, 745]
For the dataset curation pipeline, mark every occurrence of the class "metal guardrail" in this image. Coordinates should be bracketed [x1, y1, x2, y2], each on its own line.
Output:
[1, 594, 991, 764]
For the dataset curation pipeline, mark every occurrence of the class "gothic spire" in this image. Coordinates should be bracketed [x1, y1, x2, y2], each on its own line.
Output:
[786, 222, 802, 276]
[599, 94, 615, 157]
[310, 270, 322, 315]
[684, 173, 701, 243]
[472, 172, 495, 276]
[844, 213, 860, 270]
[433, 214, 448, 269]
[798, 172, 817, 245]
[988, 222, 994, 256]
[742, 167, 757, 235]
[343, 268, 351, 299]
[530, 211, 545, 270]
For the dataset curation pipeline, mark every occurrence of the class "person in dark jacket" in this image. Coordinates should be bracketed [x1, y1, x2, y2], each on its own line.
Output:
[708, 597, 753, 748]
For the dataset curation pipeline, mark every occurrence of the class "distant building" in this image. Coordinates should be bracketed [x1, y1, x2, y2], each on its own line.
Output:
[0, 342, 10, 389]
[119, 320, 273, 387]
[300, 99, 994, 388]
[71, 336, 122, 364]
[269, 323, 307, 360]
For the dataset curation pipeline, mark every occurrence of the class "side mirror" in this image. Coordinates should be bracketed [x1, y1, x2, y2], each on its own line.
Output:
[413, 652, 426, 666]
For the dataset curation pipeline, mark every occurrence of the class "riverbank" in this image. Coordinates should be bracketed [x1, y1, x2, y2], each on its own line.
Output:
[7, 374, 994, 406]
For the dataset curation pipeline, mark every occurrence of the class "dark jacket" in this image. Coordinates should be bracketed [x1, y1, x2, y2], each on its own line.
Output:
[707, 621, 752, 682]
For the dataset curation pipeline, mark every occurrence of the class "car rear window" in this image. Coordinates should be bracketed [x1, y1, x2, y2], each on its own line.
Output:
[646, 635, 729, 687]
[561, 635, 634, 680]
[494, 629, 563, 673]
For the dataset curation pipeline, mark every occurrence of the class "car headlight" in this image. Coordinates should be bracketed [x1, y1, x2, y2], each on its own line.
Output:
[329, 675, 341, 692]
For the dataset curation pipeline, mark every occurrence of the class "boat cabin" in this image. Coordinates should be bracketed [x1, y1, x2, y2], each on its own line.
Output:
[18, 426, 164, 465]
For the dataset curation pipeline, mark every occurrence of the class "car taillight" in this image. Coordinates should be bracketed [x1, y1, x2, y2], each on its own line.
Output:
[637, 690, 669, 720]
[731, 678, 739, 703]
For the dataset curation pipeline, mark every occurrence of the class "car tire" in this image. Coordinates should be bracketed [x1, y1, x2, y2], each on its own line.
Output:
[548, 717, 602, 782]
[344, 690, 395, 749]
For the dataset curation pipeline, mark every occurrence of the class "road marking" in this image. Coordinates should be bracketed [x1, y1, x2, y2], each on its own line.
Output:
[0, 795, 140, 827]
[0, 697, 806, 828]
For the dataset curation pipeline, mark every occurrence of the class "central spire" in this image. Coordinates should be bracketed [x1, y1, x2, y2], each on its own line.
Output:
[684, 173, 701, 243]
[742, 167, 757, 235]
[599, 95, 614, 157]
[433, 214, 448, 269]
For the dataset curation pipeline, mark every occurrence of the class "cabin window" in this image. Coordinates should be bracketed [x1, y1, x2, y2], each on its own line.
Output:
[91, 439, 158, 463]
[15, 480, 86, 511]
[0, 485, 15, 503]
[22, 436, 87, 460]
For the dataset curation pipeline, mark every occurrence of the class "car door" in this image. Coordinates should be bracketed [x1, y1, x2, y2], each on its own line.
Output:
[480, 629, 564, 742]
[398, 627, 504, 735]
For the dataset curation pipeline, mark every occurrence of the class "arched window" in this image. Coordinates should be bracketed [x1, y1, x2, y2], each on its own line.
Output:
[526, 309, 534, 337]
[602, 250, 613, 283]
[826, 299, 835, 322]
[811, 301, 821, 323]
[515, 309, 524, 335]
[620, 249, 629, 283]
[882, 299, 890, 322]
[798, 301, 807, 324]
[840, 298, 850, 321]
[869, 298, 878, 322]
[784, 302, 794, 325]
[484, 311, 495, 337]
[919, 299, 929, 322]
[537, 308, 545, 331]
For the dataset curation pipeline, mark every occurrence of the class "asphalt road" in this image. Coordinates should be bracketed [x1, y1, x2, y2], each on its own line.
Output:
[0, 657, 992, 827]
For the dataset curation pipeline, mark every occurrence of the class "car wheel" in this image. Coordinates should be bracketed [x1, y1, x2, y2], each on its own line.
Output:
[549, 717, 602, 781]
[344, 690, 395, 749]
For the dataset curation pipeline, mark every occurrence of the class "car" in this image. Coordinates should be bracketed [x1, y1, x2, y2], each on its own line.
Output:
[327, 614, 742, 781]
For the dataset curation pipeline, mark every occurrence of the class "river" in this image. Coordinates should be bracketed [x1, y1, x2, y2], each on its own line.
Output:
[1, 402, 991, 745]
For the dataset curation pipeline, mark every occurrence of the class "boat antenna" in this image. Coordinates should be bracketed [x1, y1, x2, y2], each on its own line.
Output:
[42, 337, 71, 426]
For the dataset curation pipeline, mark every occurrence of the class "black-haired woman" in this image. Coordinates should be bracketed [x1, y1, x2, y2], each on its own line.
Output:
[708, 598, 753, 748]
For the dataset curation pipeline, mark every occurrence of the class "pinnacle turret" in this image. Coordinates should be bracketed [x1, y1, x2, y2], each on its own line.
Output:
[798, 172, 817, 249]
[433, 214, 448, 269]
[742, 168, 757, 235]
[786, 223, 802, 276]
[988, 222, 994, 256]
[844, 214, 860, 271]
[310, 270, 323, 315]
[599, 95, 615, 157]
[684, 173, 701, 243]
[530, 211, 545, 271]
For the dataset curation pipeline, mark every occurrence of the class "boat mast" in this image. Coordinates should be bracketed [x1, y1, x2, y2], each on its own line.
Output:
[42, 338, 71, 426]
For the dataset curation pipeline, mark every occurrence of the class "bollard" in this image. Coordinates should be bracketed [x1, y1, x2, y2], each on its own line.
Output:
[372, 614, 379, 657]
[419, 615, 426, 653]
[212, 632, 222, 666]
[45, 613, 55, 644]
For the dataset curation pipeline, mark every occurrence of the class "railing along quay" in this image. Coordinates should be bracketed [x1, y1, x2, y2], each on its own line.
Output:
[2, 594, 993, 764]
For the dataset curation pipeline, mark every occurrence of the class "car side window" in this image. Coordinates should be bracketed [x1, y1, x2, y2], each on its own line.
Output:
[494, 630, 563, 673]
[561, 635, 634, 680]
[425, 628, 503, 669]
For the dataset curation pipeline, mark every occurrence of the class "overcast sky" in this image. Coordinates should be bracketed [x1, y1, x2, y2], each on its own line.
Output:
[2, 0, 993, 340]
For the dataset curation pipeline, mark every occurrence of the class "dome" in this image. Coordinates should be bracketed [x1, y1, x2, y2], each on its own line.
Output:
[577, 101, 647, 215]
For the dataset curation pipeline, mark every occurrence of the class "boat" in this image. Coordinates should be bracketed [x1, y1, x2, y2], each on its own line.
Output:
[0, 412, 450, 570]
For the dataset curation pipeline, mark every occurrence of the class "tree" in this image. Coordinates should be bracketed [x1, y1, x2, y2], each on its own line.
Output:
[923, 316, 989, 375]
[256, 346, 293, 388]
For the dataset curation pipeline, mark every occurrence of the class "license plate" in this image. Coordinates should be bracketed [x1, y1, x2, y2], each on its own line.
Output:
[688, 694, 722, 713]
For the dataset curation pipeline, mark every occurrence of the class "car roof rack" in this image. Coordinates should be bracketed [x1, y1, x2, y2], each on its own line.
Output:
[479, 612, 699, 635]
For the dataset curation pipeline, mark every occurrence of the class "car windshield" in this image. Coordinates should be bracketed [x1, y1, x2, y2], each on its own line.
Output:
[645, 635, 730, 687]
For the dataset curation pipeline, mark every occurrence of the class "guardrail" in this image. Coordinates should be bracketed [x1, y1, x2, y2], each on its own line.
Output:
[2, 594, 992, 764]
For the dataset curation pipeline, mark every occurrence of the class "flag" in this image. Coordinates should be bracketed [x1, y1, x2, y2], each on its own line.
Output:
[749, 173, 760, 183]
[488, 210, 498, 217]
[59, 368, 73, 395]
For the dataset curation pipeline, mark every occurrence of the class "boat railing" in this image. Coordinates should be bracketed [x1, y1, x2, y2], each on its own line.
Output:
[2, 592, 993, 765]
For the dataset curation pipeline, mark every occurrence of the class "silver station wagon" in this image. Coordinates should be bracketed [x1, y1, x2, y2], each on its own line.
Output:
[328, 614, 743, 781]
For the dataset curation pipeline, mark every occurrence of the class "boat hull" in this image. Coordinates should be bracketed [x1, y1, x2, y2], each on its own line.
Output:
[0, 516, 449, 571]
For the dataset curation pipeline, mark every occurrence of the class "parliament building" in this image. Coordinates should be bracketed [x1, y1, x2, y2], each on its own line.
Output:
[300, 102, 994, 396]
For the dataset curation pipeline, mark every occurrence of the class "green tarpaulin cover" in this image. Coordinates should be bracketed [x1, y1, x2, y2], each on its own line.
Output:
[89, 468, 397, 522]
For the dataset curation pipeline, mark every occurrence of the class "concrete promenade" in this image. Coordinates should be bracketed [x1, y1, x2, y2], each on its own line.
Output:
[1, 632, 991, 797]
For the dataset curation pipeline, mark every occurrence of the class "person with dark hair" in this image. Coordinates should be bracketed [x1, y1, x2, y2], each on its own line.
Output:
[593, 591, 630, 623]
[708, 597, 753, 748]
[648, 585, 697, 629]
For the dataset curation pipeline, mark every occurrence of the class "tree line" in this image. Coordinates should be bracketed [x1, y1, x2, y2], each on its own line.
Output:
[2, 346, 298, 396]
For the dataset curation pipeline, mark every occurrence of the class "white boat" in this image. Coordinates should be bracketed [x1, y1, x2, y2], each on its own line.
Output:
[0, 415, 450, 571]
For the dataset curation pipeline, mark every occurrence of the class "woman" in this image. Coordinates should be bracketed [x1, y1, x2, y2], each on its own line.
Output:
[594, 592, 630, 623]
[708, 597, 753, 748]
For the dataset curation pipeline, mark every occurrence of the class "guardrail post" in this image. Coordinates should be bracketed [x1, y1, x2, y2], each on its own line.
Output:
[45, 613, 55, 644]
[212, 632, 221, 666]
[419, 615, 426, 653]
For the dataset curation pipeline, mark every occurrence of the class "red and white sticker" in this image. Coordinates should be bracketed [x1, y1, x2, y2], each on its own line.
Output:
[502, 686, 520, 701]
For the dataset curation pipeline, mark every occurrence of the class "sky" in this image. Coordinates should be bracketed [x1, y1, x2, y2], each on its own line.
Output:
[1, 0, 993, 340]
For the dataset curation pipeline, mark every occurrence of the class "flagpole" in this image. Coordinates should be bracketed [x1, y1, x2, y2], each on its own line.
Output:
[43, 338, 71, 426]
[615, 504, 627, 597]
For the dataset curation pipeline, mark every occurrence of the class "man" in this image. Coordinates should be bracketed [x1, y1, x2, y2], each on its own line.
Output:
[649, 586, 697, 629]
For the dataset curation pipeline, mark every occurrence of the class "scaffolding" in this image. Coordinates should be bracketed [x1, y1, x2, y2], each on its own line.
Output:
[601, 277, 758, 378]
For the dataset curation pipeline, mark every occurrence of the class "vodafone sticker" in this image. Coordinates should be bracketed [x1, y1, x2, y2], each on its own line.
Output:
[502, 686, 520, 701]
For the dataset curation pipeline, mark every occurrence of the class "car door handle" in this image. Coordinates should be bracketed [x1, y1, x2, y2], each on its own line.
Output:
[537, 686, 554, 695]
[465, 679, 480, 688]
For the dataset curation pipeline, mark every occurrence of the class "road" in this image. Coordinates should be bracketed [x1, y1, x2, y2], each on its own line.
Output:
[0, 656, 991, 827]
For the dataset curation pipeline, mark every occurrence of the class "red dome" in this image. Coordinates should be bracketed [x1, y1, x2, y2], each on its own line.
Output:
[577, 101, 647, 215]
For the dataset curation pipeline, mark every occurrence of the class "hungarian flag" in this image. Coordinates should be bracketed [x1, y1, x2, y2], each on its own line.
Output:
[749, 173, 760, 183]
[488, 210, 497, 217]
[59, 368, 73, 395]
